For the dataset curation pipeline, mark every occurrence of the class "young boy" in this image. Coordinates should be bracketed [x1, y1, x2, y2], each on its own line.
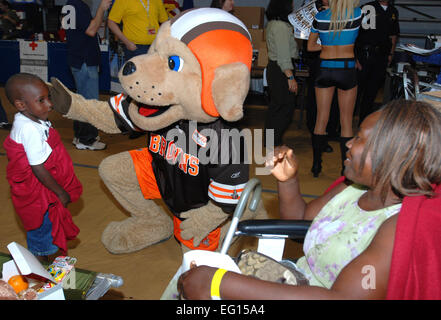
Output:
[3, 73, 83, 262]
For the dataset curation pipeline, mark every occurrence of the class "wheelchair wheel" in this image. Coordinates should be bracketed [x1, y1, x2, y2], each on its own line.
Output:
[402, 66, 419, 100]
[389, 74, 405, 100]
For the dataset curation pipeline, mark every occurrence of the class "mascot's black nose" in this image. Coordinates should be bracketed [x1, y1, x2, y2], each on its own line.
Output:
[122, 61, 137, 76]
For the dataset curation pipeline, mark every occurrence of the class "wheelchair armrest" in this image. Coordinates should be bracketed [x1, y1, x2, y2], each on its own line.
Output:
[236, 219, 312, 240]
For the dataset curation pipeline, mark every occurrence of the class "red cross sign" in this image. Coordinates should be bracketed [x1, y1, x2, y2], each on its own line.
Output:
[29, 41, 38, 51]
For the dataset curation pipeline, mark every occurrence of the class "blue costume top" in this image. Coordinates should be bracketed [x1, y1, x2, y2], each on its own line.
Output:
[311, 7, 362, 46]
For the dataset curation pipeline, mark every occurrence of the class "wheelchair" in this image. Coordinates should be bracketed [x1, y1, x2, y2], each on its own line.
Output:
[387, 52, 441, 106]
[160, 178, 311, 300]
[220, 178, 311, 266]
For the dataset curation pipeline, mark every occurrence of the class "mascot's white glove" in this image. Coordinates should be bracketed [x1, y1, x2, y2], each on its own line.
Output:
[179, 205, 229, 247]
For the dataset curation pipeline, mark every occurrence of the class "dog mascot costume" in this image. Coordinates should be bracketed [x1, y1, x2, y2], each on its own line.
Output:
[49, 8, 268, 254]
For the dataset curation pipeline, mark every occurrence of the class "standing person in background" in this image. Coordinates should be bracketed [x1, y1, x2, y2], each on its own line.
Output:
[0, 98, 12, 130]
[210, 0, 234, 12]
[264, 0, 298, 147]
[355, 0, 400, 125]
[0, 0, 19, 40]
[65, 0, 111, 150]
[108, 0, 168, 140]
[304, 0, 338, 154]
[107, 0, 169, 61]
[307, 0, 362, 177]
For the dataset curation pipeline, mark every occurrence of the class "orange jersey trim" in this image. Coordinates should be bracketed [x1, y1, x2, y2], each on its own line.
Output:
[129, 148, 162, 199]
[208, 189, 237, 200]
[209, 183, 245, 194]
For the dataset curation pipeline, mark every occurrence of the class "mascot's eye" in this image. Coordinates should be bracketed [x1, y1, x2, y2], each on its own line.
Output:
[168, 56, 184, 72]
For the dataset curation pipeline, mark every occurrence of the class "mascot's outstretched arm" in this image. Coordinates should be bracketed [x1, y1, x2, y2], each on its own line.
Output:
[48, 77, 122, 134]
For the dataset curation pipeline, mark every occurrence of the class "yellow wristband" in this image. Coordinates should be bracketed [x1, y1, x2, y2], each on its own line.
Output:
[210, 268, 228, 300]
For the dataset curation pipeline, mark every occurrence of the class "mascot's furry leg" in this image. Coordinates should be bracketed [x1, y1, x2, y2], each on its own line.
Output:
[99, 152, 173, 254]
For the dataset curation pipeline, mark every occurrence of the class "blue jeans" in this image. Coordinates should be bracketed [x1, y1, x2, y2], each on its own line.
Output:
[27, 211, 59, 256]
[123, 44, 150, 61]
[71, 63, 99, 145]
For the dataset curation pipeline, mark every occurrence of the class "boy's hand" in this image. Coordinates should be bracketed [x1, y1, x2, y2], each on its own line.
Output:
[58, 190, 71, 208]
[31, 164, 71, 207]
[48, 77, 72, 115]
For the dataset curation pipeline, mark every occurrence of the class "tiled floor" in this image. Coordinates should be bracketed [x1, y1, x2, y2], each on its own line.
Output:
[0, 88, 345, 299]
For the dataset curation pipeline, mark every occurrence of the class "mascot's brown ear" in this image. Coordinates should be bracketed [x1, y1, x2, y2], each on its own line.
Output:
[211, 62, 250, 122]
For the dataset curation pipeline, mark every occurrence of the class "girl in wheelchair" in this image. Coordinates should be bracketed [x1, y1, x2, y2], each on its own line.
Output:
[178, 99, 441, 300]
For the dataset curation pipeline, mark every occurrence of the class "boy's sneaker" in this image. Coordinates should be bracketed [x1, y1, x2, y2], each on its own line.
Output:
[73, 138, 106, 150]
[73, 136, 100, 145]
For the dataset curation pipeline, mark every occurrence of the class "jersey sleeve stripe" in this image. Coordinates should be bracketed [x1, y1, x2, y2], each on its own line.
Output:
[209, 180, 247, 191]
[108, 94, 137, 131]
[209, 183, 245, 194]
[208, 189, 241, 204]
[208, 185, 243, 198]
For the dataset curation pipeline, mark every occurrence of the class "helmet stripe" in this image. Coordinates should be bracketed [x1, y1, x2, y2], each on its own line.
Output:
[180, 21, 251, 45]
[170, 8, 250, 42]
